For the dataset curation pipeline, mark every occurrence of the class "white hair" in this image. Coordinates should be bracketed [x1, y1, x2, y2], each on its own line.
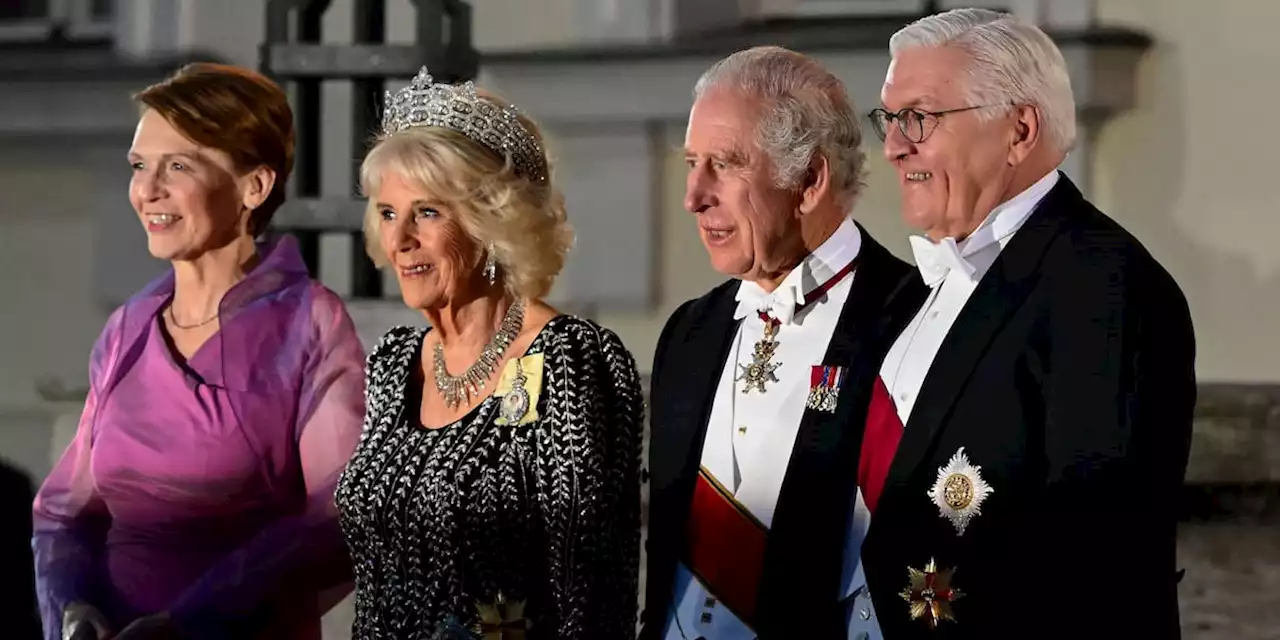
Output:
[889, 8, 1077, 152]
[694, 46, 866, 205]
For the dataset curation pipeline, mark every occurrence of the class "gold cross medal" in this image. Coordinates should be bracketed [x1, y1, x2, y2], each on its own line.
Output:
[473, 592, 531, 639]
[900, 558, 964, 628]
[927, 446, 994, 536]
[737, 316, 781, 394]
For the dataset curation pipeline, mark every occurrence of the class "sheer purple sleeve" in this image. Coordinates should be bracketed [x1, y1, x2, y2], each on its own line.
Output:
[32, 310, 123, 640]
[166, 289, 366, 636]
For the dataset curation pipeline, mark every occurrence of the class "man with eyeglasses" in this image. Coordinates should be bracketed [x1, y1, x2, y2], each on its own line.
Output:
[851, 8, 1196, 639]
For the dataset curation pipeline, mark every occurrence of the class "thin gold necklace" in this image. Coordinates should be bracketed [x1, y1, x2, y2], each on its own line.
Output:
[166, 305, 218, 330]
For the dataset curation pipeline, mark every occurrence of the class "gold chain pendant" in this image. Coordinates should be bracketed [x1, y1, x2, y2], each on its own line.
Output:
[473, 592, 531, 639]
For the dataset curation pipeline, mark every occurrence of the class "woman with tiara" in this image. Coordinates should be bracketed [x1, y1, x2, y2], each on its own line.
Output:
[335, 69, 645, 639]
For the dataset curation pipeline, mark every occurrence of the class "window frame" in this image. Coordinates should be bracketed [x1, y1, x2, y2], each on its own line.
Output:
[0, 0, 112, 43]
[753, 0, 931, 18]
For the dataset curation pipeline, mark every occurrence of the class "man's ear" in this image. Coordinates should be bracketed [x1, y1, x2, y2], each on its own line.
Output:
[240, 166, 277, 212]
[1007, 104, 1042, 166]
[798, 154, 832, 215]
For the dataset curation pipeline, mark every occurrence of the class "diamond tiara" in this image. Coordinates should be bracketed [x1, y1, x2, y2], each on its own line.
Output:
[379, 67, 548, 182]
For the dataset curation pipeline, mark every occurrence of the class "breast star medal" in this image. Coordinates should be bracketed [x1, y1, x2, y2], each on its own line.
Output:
[900, 558, 964, 628]
[736, 314, 781, 394]
[498, 358, 531, 425]
[473, 592, 531, 640]
[927, 446, 993, 536]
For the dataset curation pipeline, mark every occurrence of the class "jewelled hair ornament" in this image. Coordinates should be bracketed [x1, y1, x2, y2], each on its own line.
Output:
[381, 67, 548, 182]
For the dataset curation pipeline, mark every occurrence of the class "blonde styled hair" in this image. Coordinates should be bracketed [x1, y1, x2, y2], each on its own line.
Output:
[360, 97, 572, 300]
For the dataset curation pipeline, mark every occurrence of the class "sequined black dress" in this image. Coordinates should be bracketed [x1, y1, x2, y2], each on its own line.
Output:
[335, 315, 644, 639]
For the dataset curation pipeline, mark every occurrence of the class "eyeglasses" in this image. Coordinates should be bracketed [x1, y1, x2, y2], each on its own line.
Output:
[867, 105, 1006, 144]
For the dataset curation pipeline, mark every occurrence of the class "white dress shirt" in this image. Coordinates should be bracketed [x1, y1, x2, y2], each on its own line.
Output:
[701, 217, 862, 525]
[880, 170, 1059, 425]
[660, 219, 863, 640]
[834, 170, 1059, 640]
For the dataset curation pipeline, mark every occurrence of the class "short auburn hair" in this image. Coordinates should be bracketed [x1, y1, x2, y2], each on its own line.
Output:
[134, 63, 295, 236]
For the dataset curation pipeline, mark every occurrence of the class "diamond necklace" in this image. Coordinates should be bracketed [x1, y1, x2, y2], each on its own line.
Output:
[433, 297, 526, 409]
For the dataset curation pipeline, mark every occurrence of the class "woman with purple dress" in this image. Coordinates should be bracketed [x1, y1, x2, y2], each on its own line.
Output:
[31, 63, 367, 640]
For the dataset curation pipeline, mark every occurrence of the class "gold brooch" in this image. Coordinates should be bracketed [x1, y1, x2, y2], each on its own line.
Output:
[900, 558, 963, 629]
[473, 592, 531, 639]
[927, 447, 993, 536]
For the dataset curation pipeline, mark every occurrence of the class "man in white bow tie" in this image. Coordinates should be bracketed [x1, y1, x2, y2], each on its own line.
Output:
[859, 9, 1196, 639]
[641, 46, 928, 639]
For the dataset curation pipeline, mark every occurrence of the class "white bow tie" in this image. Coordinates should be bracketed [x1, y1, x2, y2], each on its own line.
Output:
[735, 283, 802, 325]
[910, 235, 977, 288]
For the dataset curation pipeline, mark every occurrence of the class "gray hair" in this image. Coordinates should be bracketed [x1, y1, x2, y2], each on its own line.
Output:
[694, 46, 866, 205]
[890, 8, 1077, 152]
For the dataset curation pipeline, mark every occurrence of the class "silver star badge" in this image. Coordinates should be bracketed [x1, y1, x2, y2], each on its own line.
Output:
[927, 447, 994, 536]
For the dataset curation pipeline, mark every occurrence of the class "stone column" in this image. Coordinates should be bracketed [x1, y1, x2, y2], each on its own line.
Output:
[573, 0, 745, 44]
[542, 122, 663, 311]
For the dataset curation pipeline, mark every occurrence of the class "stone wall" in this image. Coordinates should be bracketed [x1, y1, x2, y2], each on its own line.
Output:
[1186, 384, 1280, 485]
[1179, 384, 1280, 640]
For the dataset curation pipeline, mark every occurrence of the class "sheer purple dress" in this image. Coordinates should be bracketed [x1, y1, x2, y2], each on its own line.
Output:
[32, 236, 366, 640]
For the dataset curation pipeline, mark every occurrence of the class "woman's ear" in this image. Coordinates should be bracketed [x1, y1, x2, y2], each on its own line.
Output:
[239, 166, 277, 212]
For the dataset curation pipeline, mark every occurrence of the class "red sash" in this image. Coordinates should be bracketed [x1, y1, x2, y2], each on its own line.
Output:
[857, 377, 905, 514]
[683, 468, 768, 629]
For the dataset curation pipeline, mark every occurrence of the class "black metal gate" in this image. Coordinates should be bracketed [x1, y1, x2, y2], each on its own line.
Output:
[260, 0, 478, 298]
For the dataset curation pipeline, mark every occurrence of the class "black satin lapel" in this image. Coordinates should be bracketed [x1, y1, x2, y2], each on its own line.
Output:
[643, 285, 740, 638]
[884, 178, 1077, 489]
[757, 235, 912, 635]
[660, 294, 740, 486]
[780, 238, 897, 477]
